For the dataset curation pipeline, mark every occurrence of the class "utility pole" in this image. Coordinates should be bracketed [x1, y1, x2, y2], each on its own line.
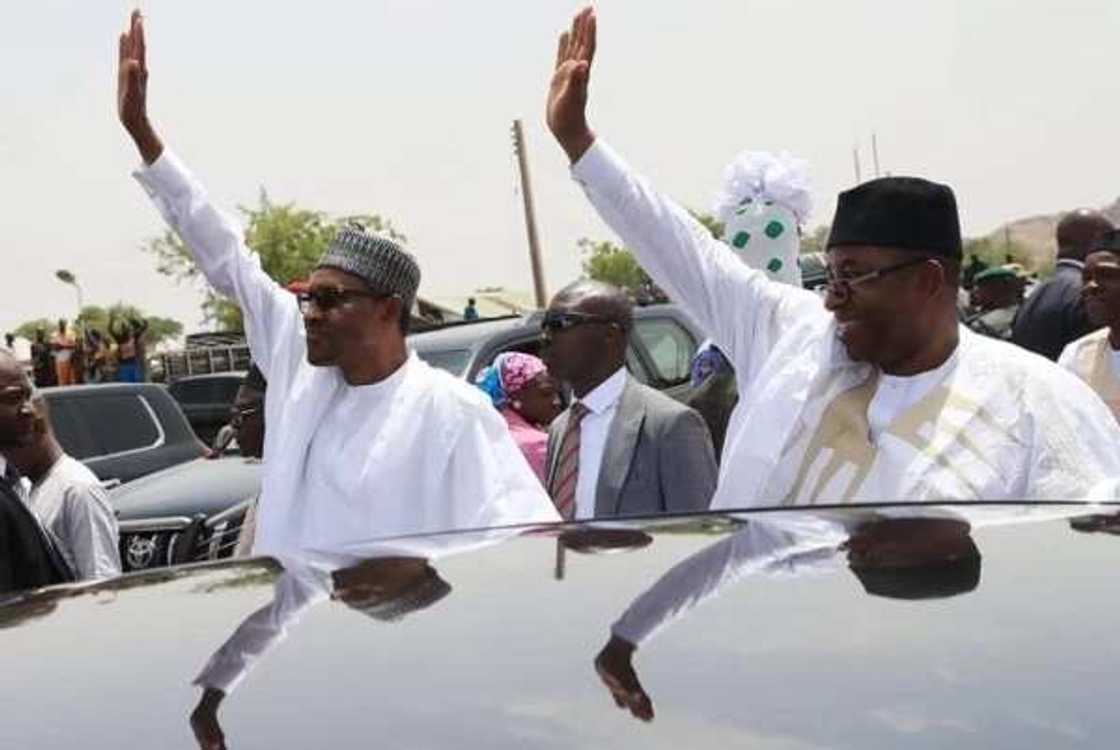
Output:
[512, 120, 548, 309]
[871, 133, 881, 179]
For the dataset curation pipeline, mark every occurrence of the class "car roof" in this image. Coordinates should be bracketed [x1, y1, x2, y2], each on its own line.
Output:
[168, 372, 248, 383]
[37, 382, 169, 398]
[3, 501, 1117, 747]
[407, 303, 698, 353]
[407, 315, 528, 352]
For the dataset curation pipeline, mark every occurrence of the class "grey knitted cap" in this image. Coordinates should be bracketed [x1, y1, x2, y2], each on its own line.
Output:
[316, 225, 421, 310]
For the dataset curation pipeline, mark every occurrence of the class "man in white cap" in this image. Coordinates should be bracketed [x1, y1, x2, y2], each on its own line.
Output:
[116, 12, 558, 557]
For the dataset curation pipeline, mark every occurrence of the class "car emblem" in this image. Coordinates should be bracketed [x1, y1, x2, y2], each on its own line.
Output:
[126, 534, 160, 570]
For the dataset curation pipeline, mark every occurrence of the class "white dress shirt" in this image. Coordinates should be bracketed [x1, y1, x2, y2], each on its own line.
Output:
[134, 151, 560, 557]
[572, 139, 1120, 505]
[572, 367, 628, 520]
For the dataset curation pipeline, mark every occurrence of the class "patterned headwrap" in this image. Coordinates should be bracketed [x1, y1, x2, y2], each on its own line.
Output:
[474, 352, 548, 408]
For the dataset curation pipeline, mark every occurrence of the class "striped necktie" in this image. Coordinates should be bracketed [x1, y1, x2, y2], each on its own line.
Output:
[550, 402, 591, 521]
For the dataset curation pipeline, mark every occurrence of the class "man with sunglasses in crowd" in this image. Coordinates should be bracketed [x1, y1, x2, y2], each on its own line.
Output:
[116, 13, 559, 558]
[545, 7, 1120, 506]
[540, 281, 717, 520]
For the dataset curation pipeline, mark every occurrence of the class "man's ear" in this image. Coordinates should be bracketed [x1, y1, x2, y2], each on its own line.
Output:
[917, 259, 948, 299]
[382, 296, 405, 328]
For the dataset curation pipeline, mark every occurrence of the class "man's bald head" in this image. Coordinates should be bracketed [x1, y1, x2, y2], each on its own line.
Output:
[551, 280, 634, 332]
[1056, 210, 1114, 261]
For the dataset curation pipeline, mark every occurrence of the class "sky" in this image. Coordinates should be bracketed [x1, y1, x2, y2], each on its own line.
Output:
[3, 0, 1119, 338]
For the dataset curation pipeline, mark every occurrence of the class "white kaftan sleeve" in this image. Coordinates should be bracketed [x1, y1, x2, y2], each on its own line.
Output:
[611, 520, 842, 647]
[133, 151, 304, 382]
[193, 565, 331, 695]
[1056, 342, 1077, 373]
[1023, 371, 1120, 501]
[60, 484, 121, 580]
[443, 407, 561, 531]
[571, 140, 824, 381]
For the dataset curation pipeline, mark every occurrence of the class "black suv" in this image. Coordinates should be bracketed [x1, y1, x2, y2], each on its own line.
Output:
[167, 372, 247, 446]
[40, 383, 205, 487]
[408, 303, 703, 399]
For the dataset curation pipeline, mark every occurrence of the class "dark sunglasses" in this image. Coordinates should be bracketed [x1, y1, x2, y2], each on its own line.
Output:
[297, 286, 389, 314]
[825, 256, 937, 299]
[540, 310, 621, 333]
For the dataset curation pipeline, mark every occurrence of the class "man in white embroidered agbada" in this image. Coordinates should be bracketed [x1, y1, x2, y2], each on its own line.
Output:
[545, 7, 1120, 506]
[116, 13, 558, 557]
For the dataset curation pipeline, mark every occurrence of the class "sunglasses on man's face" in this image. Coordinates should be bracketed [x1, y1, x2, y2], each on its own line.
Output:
[297, 286, 388, 314]
[540, 310, 620, 334]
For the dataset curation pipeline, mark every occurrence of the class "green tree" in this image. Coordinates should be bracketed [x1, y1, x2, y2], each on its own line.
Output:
[79, 304, 183, 348]
[800, 225, 830, 255]
[963, 235, 1033, 269]
[145, 190, 406, 332]
[16, 305, 182, 348]
[580, 238, 649, 293]
[581, 209, 722, 296]
[13, 319, 56, 342]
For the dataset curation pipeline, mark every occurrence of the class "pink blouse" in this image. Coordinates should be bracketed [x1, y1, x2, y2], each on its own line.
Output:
[501, 407, 549, 486]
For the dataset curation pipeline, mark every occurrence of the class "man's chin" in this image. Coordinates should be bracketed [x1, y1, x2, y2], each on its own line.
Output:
[305, 341, 338, 367]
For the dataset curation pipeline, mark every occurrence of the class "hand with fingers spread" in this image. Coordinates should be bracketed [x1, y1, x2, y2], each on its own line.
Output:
[547, 6, 598, 163]
[117, 9, 163, 164]
[594, 634, 655, 723]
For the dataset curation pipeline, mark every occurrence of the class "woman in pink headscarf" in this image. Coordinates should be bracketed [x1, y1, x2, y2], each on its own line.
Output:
[475, 352, 563, 484]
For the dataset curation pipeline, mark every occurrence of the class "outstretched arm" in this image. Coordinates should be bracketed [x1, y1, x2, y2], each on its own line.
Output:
[545, 9, 823, 368]
[116, 11, 302, 382]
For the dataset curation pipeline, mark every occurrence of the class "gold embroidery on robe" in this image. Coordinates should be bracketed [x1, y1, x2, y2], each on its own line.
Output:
[784, 370, 1022, 504]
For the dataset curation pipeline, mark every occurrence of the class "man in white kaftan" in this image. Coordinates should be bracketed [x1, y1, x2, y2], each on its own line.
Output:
[545, 8, 1120, 508]
[117, 13, 558, 558]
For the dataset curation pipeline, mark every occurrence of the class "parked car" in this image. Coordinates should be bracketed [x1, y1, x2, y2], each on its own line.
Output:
[112, 457, 260, 571]
[39, 383, 205, 486]
[408, 303, 704, 400]
[2, 501, 1117, 748]
[167, 372, 247, 446]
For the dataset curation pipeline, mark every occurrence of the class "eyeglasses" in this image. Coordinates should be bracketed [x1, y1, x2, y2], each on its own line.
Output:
[540, 310, 622, 334]
[297, 286, 389, 314]
[825, 257, 937, 299]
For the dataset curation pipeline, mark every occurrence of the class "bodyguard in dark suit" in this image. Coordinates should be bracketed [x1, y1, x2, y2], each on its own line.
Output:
[1011, 210, 1113, 360]
[541, 281, 717, 520]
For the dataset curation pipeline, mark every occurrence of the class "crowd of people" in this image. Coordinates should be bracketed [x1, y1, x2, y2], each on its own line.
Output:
[5, 313, 150, 388]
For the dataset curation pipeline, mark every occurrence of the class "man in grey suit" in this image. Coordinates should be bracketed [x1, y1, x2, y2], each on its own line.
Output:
[541, 281, 717, 520]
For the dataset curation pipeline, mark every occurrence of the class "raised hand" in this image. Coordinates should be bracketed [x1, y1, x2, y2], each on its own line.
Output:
[189, 688, 228, 750]
[117, 10, 163, 164]
[547, 7, 597, 163]
[594, 635, 655, 722]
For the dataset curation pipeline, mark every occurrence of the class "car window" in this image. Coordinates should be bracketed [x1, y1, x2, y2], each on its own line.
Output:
[171, 379, 241, 405]
[49, 394, 162, 460]
[415, 348, 472, 377]
[625, 346, 650, 385]
[632, 317, 697, 385]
